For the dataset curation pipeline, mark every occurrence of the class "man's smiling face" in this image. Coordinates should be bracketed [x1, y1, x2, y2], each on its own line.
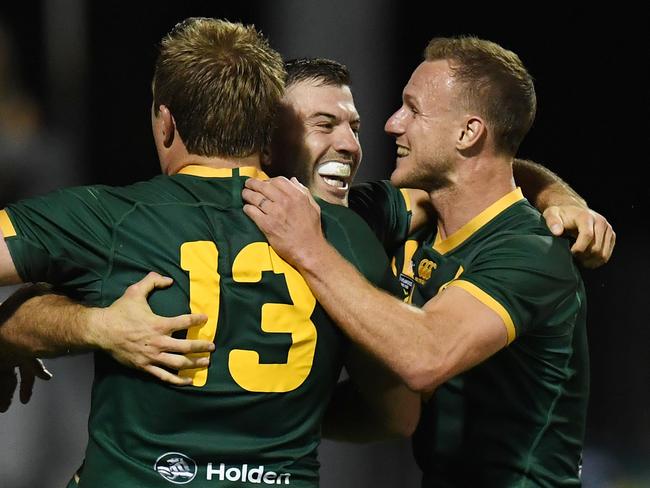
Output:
[270, 79, 362, 206]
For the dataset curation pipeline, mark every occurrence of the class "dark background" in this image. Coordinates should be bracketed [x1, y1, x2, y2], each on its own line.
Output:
[0, 2, 647, 487]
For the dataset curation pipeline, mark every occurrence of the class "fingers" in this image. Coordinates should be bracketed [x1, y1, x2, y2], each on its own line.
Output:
[143, 365, 194, 386]
[142, 351, 212, 386]
[18, 364, 36, 404]
[575, 218, 616, 269]
[587, 216, 607, 260]
[290, 177, 321, 211]
[243, 203, 274, 234]
[570, 211, 595, 255]
[542, 207, 565, 236]
[244, 176, 289, 203]
[164, 337, 215, 355]
[604, 226, 617, 263]
[242, 188, 272, 213]
[0, 368, 17, 413]
[156, 352, 210, 371]
[289, 176, 308, 192]
[165, 313, 209, 334]
[31, 358, 53, 381]
[126, 271, 174, 298]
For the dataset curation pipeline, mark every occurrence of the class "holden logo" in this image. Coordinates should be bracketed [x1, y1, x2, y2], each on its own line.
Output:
[154, 452, 198, 484]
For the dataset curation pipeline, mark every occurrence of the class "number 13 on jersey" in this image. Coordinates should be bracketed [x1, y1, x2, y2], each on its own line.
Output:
[179, 241, 318, 392]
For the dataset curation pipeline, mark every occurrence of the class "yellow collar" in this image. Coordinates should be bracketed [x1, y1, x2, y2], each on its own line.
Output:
[177, 165, 269, 180]
[433, 187, 525, 254]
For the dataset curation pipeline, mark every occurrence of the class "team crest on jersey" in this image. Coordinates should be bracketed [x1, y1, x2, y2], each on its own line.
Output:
[154, 452, 198, 484]
[415, 259, 437, 283]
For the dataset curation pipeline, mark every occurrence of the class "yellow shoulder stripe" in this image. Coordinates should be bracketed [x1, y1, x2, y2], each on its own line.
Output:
[0, 209, 17, 238]
[433, 187, 524, 254]
[447, 279, 516, 345]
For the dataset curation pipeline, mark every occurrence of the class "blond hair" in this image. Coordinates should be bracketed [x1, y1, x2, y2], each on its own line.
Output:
[153, 17, 285, 158]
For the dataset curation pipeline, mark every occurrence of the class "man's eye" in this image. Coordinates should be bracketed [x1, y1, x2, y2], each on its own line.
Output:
[318, 123, 334, 130]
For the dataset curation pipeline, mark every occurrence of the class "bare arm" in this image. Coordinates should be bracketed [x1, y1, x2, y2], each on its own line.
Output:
[0, 273, 213, 385]
[513, 158, 586, 209]
[243, 178, 507, 393]
[513, 159, 616, 267]
[323, 347, 420, 442]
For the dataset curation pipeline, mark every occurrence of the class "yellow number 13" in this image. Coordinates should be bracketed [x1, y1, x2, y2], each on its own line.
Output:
[179, 241, 317, 392]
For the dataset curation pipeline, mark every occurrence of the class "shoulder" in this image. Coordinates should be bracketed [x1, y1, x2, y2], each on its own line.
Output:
[319, 200, 380, 245]
[318, 200, 391, 281]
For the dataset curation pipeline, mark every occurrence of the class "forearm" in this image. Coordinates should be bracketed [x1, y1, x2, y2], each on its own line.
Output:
[513, 159, 587, 210]
[0, 286, 99, 358]
[297, 243, 439, 391]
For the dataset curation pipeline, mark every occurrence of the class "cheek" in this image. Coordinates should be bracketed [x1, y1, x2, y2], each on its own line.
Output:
[304, 135, 329, 162]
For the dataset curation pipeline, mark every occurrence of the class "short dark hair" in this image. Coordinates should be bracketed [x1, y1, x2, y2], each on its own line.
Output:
[425, 36, 536, 156]
[153, 17, 285, 158]
[285, 58, 351, 88]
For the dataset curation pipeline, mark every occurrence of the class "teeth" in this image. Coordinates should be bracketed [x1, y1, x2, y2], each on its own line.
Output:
[397, 146, 410, 157]
[317, 161, 351, 177]
[323, 177, 348, 189]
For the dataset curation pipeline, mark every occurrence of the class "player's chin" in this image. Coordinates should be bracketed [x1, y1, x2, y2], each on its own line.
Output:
[389, 167, 410, 189]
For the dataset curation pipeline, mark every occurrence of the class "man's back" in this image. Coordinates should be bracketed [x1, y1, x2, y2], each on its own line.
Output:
[3, 166, 393, 487]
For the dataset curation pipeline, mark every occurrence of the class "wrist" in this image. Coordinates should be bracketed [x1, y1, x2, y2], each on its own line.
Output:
[82, 306, 109, 350]
[295, 237, 336, 275]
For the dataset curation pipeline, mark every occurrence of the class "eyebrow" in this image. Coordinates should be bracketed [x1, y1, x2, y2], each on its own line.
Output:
[308, 112, 361, 124]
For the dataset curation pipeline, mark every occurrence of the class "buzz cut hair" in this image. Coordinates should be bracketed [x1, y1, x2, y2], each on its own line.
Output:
[285, 57, 351, 89]
[425, 36, 537, 156]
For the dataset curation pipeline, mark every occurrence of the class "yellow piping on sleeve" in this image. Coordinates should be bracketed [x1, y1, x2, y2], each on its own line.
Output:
[447, 279, 516, 345]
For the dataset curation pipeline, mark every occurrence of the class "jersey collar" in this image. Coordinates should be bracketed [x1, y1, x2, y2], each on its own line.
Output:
[177, 165, 269, 180]
[432, 187, 525, 254]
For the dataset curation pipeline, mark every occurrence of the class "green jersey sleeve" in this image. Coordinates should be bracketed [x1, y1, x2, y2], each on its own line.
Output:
[319, 200, 401, 298]
[2, 187, 116, 295]
[348, 180, 412, 255]
[447, 234, 581, 344]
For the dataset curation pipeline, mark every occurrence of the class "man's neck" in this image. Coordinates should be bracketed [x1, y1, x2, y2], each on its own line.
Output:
[166, 153, 262, 176]
[430, 156, 516, 240]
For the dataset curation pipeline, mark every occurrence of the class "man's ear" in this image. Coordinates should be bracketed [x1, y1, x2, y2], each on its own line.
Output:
[158, 105, 175, 148]
[457, 116, 485, 151]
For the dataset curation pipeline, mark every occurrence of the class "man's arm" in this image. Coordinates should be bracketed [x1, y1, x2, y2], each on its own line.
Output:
[513, 158, 586, 209]
[513, 159, 616, 267]
[243, 178, 507, 392]
[323, 347, 420, 442]
[0, 273, 214, 385]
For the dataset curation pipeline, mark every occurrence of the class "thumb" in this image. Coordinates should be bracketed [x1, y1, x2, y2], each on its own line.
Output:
[543, 207, 564, 236]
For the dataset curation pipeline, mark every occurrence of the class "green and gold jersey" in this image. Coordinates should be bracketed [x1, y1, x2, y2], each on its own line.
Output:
[1, 166, 395, 488]
[350, 182, 589, 487]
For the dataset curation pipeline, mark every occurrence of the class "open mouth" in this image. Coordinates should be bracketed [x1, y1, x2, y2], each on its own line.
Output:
[317, 161, 352, 191]
[396, 145, 410, 158]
